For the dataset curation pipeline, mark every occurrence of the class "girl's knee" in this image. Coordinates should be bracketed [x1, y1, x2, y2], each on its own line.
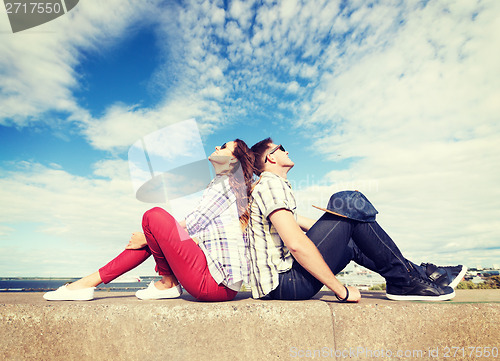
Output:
[143, 207, 174, 224]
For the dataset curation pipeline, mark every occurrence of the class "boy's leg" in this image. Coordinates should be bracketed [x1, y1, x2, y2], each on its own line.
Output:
[349, 220, 413, 286]
[292, 211, 453, 301]
[348, 218, 455, 300]
[269, 214, 358, 300]
[269, 243, 356, 300]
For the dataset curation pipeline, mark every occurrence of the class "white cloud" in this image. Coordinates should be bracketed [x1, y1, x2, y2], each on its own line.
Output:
[211, 4, 226, 26]
[0, 160, 139, 231]
[279, 0, 299, 23]
[305, 0, 500, 153]
[0, 0, 160, 127]
[284, 81, 299, 94]
[83, 104, 166, 151]
[200, 85, 226, 99]
[1, 0, 237, 154]
[228, 0, 255, 30]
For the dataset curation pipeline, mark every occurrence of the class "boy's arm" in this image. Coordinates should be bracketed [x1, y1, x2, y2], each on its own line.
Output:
[269, 209, 360, 302]
[296, 214, 316, 232]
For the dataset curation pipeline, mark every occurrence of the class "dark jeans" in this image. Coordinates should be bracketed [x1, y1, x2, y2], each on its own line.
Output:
[269, 212, 417, 300]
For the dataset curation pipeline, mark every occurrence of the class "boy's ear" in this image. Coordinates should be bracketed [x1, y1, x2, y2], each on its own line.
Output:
[266, 154, 276, 164]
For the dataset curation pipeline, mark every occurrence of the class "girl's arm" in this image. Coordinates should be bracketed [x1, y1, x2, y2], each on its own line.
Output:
[125, 232, 148, 249]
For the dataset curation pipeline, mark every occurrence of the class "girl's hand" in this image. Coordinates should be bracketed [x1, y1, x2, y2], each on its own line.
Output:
[125, 232, 147, 249]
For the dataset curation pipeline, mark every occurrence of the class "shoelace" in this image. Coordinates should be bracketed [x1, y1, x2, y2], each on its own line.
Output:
[409, 273, 440, 289]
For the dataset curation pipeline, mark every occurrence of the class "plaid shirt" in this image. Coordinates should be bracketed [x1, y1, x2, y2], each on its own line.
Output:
[185, 175, 249, 291]
[246, 171, 296, 298]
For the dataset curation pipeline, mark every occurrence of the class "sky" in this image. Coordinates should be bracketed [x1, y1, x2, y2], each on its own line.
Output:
[0, 0, 499, 278]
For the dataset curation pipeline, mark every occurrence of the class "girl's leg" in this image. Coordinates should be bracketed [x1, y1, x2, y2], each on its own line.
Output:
[98, 248, 152, 283]
[66, 271, 102, 290]
[142, 207, 237, 302]
[67, 247, 153, 290]
[154, 275, 179, 290]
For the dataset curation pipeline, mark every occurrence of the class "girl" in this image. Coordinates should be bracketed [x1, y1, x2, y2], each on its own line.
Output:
[44, 139, 254, 302]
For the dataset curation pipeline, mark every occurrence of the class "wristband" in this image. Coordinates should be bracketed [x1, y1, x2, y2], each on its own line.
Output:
[335, 285, 349, 302]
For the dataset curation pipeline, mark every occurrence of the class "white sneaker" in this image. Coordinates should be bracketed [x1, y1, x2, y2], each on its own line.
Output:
[43, 284, 95, 301]
[135, 281, 182, 300]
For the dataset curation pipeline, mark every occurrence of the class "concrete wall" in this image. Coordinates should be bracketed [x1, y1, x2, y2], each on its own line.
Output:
[1, 290, 499, 361]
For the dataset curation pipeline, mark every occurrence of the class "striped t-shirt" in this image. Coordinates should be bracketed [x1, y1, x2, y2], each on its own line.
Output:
[246, 171, 296, 298]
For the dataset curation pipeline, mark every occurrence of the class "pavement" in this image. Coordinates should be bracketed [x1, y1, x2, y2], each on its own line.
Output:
[1, 290, 500, 360]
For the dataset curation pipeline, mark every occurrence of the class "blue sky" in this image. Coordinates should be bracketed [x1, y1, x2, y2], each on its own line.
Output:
[1, 0, 499, 277]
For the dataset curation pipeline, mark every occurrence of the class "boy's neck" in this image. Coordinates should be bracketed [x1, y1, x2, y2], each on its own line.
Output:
[265, 166, 289, 180]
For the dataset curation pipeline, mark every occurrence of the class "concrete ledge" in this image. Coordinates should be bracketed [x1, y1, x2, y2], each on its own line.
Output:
[1, 290, 499, 360]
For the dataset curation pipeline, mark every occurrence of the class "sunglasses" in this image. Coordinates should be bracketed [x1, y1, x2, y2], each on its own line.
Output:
[265, 144, 285, 162]
[220, 143, 227, 149]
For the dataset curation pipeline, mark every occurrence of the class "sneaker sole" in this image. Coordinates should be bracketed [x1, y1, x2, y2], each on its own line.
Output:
[386, 290, 455, 301]
[135, 294, 182, 300]
[43, 287, 95, 301]
[448, 266, 467, 289]
[135, 288, 182, 300]
[43, 295, 94, 301]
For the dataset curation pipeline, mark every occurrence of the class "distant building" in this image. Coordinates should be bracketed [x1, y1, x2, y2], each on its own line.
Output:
[471, 276, 485, 284]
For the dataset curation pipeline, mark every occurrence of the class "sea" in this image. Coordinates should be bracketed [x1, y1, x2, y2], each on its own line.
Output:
[0, 276, 159, 293]
[0, 270, 386, 293]
[336, 271, 386, 290]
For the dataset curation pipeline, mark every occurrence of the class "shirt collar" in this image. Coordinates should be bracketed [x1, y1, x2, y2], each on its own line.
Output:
[260, 171, 292, 189]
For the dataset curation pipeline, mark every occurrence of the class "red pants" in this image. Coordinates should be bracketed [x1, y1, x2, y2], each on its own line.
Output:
[99, 207, 237, 302]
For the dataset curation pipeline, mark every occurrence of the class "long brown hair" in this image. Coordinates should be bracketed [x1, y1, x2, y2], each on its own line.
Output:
[228, 139, 255, 229]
